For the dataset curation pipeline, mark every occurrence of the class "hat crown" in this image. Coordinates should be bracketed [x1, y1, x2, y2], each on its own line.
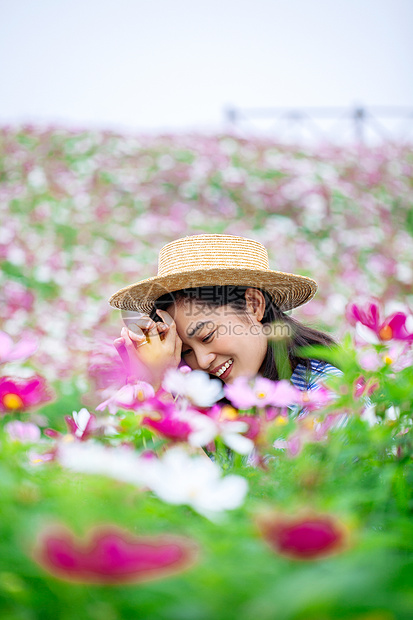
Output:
[158, 234, 270, 277]
[109, 233, 317, 313]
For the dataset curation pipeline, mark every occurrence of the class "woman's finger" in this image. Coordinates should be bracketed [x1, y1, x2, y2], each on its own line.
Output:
[174, 332, 183, 364]
[156, 309, 174, 326]
[133, 317, 156, 330]
[161, 317, 177, 345]
[122, 312, 155, 332]
[122, 329, 135, 349]
[113, 337, 131, 371]
[122, 326, 146, 345]
[155, 321, 169, 340]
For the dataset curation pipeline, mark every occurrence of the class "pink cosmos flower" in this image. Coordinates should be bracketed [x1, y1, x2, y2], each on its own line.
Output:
[195, 404, 256, 454]
[0, 331, 37, 364]
[5, 420, 41, 442]
[223, 377, 257, 409]
[287, 434, 302, 457]
[257, 511, 348, 559]
[353, 376, 379, 399]
[265, 406, 289, 422]
[0, 375, 53, 413]
[45, 410, 116, 442]
[87, 345, 129, 394]
[358, 342, 413, 372]
[32, 524, 198, 584]
[28, 450, 56, 465]
[237, 415, 261, 441]
[64, 408, 97, 440]
[274, 410, 343, 457]
[224, 377, 300, 410]
[2, 281, 34, 318]
[297, 386, 334, 412]
[358, 349, 382, 371]
[96, 381, 155, 414]
[312, 413, 343, 441]
[271, 381, 304, 407]
[346, 301, 413, 343]
[139, 398, 210, 445]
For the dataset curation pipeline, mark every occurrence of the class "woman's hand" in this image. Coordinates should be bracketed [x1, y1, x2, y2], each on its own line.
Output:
[113, 310, 182, 387]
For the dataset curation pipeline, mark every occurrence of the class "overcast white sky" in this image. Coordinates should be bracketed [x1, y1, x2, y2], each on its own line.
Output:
[1, 0, 412, 132]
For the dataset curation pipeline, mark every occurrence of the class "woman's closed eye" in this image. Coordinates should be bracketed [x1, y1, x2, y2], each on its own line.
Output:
[202, 330, 215, 343]
[181, 330, 215, 357]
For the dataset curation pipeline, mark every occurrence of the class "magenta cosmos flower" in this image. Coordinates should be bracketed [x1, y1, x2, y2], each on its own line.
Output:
[142, 413, 193, 443]
[346, 301, 413, 343]
[0, 375, 52, 413]
[140, 398, 195, 442]
[257, 511, 348, 560]
[32, 525, 198, 584]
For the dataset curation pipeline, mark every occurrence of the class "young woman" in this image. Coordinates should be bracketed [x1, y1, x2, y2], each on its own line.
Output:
[110, 234, 339, 391]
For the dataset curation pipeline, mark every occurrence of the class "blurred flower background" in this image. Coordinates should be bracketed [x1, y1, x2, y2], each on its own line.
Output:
[1, 1, 413, 619]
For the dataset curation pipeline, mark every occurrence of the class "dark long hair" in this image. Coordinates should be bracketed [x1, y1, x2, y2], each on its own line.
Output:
[150, 286, 336, 381]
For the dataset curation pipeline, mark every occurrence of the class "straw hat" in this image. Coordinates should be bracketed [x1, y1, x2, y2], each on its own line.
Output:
[109, 234, 317, 313]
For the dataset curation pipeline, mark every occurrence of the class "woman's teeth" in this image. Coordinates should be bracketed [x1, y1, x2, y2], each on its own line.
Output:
[215, 359, 233, 377]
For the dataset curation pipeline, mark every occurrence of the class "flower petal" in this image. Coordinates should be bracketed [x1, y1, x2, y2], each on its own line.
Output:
[257, 511, 348, 560]
[223, 432, 254, 455]
[33, 525, 199, 584]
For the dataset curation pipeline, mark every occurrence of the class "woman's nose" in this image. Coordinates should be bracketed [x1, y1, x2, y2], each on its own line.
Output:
[195, 352, 216, 371]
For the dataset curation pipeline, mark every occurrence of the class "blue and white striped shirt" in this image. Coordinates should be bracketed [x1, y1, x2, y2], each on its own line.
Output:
[291, 359, 342, 392]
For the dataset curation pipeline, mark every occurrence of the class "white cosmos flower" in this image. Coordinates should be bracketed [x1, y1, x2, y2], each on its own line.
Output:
[57, 440, 153, 486]
[361, 400, 401, 427]
[94, 416, 119, 436]
[218, 420, 254, 455]
[355, 322, 380, 344]
[183, 411, 218, 445]
[188, 417, 254, 455]
[362, 404, 378, 426]
[386, 405, 400, 421]
[57, 441, 248, 519]
[162, 369, 224, 407]
[72, 408, 92, 437]
[147, 447, 248, 519]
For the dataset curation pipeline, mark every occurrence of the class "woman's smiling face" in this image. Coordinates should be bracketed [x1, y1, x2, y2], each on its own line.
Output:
[168, 289, 268, 384]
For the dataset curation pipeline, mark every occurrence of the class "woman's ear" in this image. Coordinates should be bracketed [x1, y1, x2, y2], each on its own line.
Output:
[245, 288, 266, 322]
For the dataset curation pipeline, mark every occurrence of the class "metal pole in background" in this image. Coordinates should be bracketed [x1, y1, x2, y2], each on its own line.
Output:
[223, 106, 413, 143]
[354, 107, 365, 142]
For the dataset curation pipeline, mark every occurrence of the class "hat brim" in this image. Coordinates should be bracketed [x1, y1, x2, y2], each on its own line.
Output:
[109, 268, 317, 314]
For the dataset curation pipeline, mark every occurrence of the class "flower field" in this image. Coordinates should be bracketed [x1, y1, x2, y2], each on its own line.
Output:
[1, 126, 413, 620]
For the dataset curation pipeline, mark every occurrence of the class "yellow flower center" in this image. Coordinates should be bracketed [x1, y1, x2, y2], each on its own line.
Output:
[383, 355, 393, 365]
[3, 393, 24, 410]
[144, 410, 161, 421]
[378, 325, 393, 341]
[136, 389, 145, 401]
[62, 434, 75, 443]
[221, 405, 238, 420]
[274, 416, 288, 426]
[256, 391, 267, 400]
[302, 417, 316, 431]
